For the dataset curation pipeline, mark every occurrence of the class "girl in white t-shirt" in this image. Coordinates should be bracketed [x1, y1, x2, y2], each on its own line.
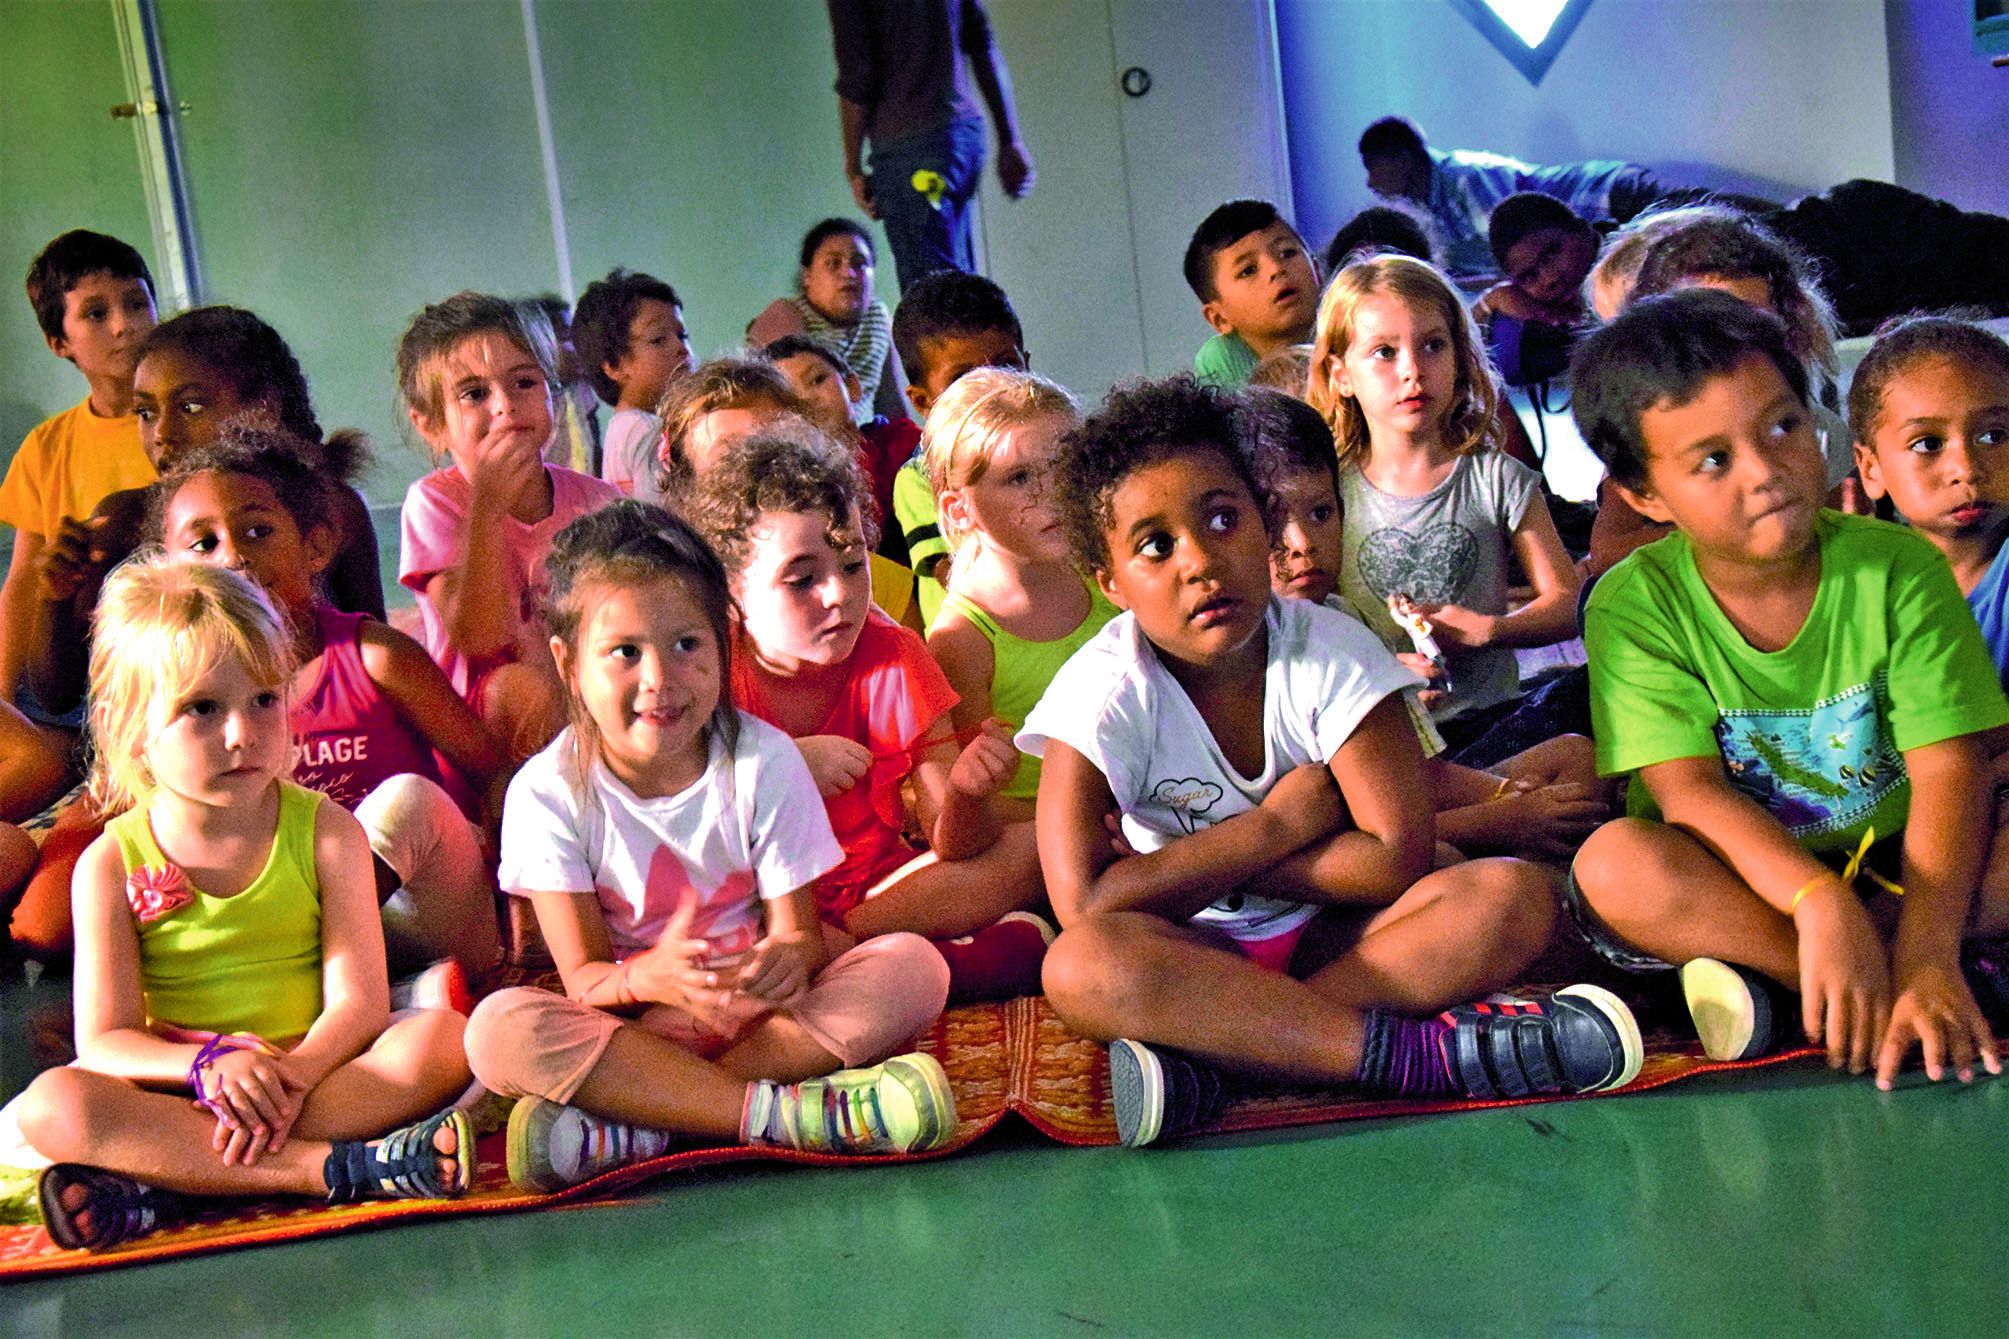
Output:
[462, 501, 952, 1192]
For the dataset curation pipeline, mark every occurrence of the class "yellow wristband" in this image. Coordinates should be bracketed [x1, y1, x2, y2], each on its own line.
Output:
[1491, 775, 1514, 800]
[1787, 876, 1828, 913]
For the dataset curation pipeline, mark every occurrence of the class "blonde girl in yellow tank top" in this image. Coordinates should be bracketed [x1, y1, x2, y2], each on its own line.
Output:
[6, 558, 473, 1251]
[842, 369, 1114, 997]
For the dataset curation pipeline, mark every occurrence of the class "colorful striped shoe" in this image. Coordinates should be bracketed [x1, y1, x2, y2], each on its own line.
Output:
[746, 1052, 957, 1155]
[1438, 985, 1644, 1099]
[506, 1098, 672, 1193]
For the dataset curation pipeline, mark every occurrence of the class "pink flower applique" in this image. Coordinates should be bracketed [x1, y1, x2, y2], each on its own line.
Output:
[127, 863, 195, 924]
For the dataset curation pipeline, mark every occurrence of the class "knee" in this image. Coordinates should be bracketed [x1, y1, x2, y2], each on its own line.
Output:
[1040, 917, 1152, 1021]
[1572, 818, 1674, 916]
[854, 931, 950, 1019]
[16, 1067, 104, 1163]
[464, 988, 544, 1095]
[353, 773, 452, 841]
[480, 665, 565, 763]
[1463, 856, 1559, 953]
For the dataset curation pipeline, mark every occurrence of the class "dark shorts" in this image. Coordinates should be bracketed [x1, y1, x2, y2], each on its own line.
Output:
[1562, 832, 1905, 974]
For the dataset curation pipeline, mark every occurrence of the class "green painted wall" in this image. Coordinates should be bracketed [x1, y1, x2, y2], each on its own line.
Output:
[0, 0, 156, 465]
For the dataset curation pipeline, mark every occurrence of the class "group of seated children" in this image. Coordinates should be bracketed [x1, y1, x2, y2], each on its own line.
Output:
[2, 191, 2008, 1251]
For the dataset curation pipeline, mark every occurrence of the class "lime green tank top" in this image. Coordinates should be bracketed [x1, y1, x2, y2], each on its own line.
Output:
[106, 782, 325, 1045]
[940, 581, 1120, 801]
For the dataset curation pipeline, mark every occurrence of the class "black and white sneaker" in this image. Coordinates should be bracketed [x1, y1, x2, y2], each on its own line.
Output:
[1438, 985, 1643, 1099]
[1107, 1039, 1225, 1147]
[1680, 958, 1788, 1061]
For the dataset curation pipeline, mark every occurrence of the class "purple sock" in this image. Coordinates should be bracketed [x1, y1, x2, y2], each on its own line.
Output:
[1357, 1010, 1455, 1097]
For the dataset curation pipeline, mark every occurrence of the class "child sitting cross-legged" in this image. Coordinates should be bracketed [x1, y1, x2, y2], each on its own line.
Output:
[689, 426, 1050, 1000]
[1248, 387, 1606, 864]
[1569, 290, 2009, 1089]
[1023, 376, 1641, 1146]
[1, 557, 473, 1250]
[462, 502, 952, 1191]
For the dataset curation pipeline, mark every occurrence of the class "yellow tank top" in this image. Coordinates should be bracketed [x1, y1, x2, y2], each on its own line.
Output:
[938, 581, 1120, 800]
[106, 782, 325, 1045]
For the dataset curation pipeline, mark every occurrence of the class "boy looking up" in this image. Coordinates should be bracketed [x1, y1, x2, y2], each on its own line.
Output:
[0, 230, 158, 701]
[1182, 200, 1319, 391]
[888, 270, 1028, 624]
[1569, 290, 2009, 1090]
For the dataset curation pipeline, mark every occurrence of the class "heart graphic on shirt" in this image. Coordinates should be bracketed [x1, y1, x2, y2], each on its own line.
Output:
[1356, 523, 1479, 605]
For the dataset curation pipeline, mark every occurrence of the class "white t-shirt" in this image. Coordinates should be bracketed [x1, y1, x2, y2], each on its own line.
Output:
[1018, 595, 1419, 941]
[500, 712, 842, 962]
[600, 408, 663, 504]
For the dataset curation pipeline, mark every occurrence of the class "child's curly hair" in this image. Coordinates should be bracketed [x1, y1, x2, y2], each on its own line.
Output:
[685, 421, 875, 577]
[1306, 254, 1503, 471]
[654, 357, 806, 503]
[88, 555, 295, 813]
[147, 420, 342, 547]
[1052, 375, 1265, 573]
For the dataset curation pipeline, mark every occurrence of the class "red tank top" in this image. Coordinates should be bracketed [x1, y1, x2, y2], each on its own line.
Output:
[291, 605, 446, 810]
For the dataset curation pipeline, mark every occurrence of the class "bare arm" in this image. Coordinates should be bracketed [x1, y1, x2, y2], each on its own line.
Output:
[283, 801, 393, 1089]
[1259, 696, 1437, 903]
[964, 5, 1034, 197]
[71, 833, 199, 1081]
[838, 98, 877, 218]
[911, 717, 1006, 861]
[1586, 475, 1673, 580]
[359, 619, 504, 790]
[0, 531, 47, 698]
[1035, 740, 1339, 925]
[1420, 497, 1579, 651]
[746, 299, 810, 348]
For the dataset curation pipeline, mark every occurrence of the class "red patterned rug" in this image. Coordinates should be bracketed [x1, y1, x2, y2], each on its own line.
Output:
[0, 994, 1818, 1282]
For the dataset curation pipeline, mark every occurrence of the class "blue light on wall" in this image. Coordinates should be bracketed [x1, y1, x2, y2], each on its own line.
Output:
[1446, 0, 1594, 85]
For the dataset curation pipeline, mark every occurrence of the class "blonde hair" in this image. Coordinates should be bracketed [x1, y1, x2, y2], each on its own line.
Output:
[1306, 254, 1501, 470]
[920, 366, 1078, 553]
[1247, 343, 1314, 399]
[87, 555, 296, 813]
[1586, 204, 1743, 322]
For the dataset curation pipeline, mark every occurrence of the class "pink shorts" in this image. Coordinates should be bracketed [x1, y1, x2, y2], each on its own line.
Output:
[1229, 921, 1308, 974]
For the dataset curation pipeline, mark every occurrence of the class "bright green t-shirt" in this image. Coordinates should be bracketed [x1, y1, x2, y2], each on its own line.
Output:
[1193, 332, 1259, 390]
[1585, 512, 2009, 854]
[891, 458, 948, 627]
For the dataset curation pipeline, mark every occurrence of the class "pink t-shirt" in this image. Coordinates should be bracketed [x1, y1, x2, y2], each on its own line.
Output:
[290, 605, 447, 811]
[731, 608, 959, 920]
[397, 464, 620, 697]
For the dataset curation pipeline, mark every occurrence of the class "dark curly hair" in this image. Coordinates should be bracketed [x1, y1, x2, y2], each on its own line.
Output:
[148, 419, 342, 547]
[1053, 375, 1265, 572]
[543, 499, 740, 789]
[136, 306, 370, 482]
[1847, 312, 2009, 449]
[572, 268, 681, 406]
[686, 422, 876, 578]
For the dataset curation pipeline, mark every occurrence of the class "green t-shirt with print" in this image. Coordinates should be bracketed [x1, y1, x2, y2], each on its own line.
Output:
[1585, 512, 2009, 854]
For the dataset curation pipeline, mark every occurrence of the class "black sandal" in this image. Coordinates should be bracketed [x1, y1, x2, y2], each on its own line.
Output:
[37, 1164, 185, 1251]
[323, 1107, 473, 1203]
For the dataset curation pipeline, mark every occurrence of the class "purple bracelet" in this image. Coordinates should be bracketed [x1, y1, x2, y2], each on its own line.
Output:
[188, 1034, 252, 1121]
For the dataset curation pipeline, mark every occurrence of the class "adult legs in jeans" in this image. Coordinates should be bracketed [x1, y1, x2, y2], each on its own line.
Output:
[869, 118, 987, 289]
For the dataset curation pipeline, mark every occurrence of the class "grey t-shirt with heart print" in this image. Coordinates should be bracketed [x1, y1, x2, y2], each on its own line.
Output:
[1338, 449, 1540, 723]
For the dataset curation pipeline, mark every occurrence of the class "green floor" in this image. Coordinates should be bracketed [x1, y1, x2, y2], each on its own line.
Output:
[2, 952, 2005, 1336]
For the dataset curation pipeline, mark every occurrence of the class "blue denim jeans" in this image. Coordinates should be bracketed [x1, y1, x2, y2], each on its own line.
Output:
[869, 117, 987, 290]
